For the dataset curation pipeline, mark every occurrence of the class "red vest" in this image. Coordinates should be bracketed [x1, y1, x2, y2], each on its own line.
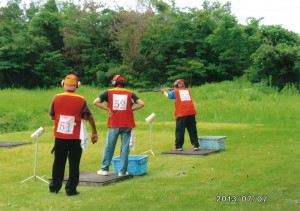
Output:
[53, 92, 85, 139]
[174, 88, 197, 119]
[107, 88, 135, 128]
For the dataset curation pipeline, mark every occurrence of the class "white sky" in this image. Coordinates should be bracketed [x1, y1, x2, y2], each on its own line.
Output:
[1, 0, 299, 34]
[108, 0, 300, 35]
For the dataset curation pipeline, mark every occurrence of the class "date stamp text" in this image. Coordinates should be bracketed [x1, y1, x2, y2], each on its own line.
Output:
[216, 195, 268, 203]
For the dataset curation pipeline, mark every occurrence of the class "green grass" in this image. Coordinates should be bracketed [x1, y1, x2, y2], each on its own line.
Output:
[0, 79, 299, 210]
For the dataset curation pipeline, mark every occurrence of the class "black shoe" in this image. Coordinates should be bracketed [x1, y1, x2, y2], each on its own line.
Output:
[66, 191, 80, 196]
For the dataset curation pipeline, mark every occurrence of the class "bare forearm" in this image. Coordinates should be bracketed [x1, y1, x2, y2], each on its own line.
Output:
[132, 99, 144, 111]
[87, 116, 98, 144]
[94, 102, 109, 111]
[161, 89, 168, 98]
[88, 116, 97, 134]
[93, 98, 109, 111]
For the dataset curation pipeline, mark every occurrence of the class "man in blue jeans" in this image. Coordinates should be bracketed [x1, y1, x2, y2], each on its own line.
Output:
[93, 75, 144, 176]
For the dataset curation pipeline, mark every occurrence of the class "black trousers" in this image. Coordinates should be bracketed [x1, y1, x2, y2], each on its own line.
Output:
[49, 138, 82, 194]
[175, 115, 199, 148]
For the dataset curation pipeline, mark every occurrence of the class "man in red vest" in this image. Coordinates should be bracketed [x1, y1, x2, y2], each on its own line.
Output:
[161, 79, 199, 151]
[49, 74, 98, 196]
[93, 75, 144, 176]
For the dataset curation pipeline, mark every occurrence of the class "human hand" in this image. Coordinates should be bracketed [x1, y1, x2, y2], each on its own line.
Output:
[91, 134, 98, 144]
[108, 109, 114, 117]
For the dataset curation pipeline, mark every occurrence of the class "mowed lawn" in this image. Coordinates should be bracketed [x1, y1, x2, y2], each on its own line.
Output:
[0, 80, 299, 210]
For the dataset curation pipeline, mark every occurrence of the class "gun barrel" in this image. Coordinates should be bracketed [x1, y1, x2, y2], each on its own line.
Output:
[138, 87, 172, 93]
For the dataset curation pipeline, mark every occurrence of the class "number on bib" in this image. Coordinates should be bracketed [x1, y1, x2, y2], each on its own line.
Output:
[179, 90, 191, 101]
[57, 115, 75, 134]
[112, 94, 128, 110]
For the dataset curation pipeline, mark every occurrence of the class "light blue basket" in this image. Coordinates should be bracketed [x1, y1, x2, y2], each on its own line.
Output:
[112, 155, 148, 176]
[198, 136, 226, 150]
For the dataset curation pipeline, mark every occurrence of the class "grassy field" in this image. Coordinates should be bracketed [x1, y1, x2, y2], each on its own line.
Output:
[0, 79, 299, 210]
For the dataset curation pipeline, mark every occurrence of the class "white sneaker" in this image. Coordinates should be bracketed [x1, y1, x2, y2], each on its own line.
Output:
[97, 170, 109, 176]
[118, 172, 129, 176]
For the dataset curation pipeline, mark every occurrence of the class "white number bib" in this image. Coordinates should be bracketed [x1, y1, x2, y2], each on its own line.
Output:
[112, 94, 128, 110]
[57, 115, 75, 134]
[179, 90, 191, 101]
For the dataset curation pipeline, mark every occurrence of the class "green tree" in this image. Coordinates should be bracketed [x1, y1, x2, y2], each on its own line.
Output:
[140, 5, 178, 87]
[60, 1, 118, 86]
[0, 0, 299, 89]
[33, 50, 67, 87]
[0, 0, 30, 87]
[108, 8, 154, 87]
[30, 0, 63, 50]
[249, 25, 300, 89]
[205, 2, 247, 81]
[250, 43, 300, 89]
[240, 17, 263, 70]
[261, 25, 300, 46]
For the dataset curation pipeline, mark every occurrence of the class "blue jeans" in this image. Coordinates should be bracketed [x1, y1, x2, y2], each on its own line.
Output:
[101, 128, 131, 174]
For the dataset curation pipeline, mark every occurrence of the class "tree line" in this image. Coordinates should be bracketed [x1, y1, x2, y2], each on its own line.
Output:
[0, 0, 299, 90]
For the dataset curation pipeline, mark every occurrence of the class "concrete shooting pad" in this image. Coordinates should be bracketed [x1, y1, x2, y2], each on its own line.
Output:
[0, 142, 31, 148]
[161, 148, 220, 156]
[53, 172, 134, 186]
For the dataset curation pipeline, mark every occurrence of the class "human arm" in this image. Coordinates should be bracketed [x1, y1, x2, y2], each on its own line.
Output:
[49, 97, 55, 120]
[83, 114, 98, 144]
[161, 89, 169, 98]
[82, 101, 98, 144]
[131, 93, 144, 111]
[132, 99, 144, 111]
[161, 89, 175, 99]
[93, 96, 113, 117]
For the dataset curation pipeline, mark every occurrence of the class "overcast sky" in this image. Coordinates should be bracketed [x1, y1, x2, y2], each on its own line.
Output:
[107, 0, 300, 35]
[1, 0, 299, 34]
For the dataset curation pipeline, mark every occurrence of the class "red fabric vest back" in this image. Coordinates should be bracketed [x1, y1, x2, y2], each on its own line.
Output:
[174, 88, 197, 119]
[107, 88, 135, 128]
[53, 92, 85, 139]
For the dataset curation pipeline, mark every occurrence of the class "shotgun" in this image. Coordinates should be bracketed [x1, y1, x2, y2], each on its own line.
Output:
[138, 87, 173, 93]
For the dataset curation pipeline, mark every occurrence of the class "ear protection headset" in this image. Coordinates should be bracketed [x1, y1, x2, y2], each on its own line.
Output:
[111, 75, 120, 86]
[173, 79, 185, 88]
[61, 74, 81, 90]
[61, 80, 81, 87]
[111, 74, 125, 87]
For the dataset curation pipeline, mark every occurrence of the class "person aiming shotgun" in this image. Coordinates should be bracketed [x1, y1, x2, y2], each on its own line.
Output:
[161, 79, 200, 151]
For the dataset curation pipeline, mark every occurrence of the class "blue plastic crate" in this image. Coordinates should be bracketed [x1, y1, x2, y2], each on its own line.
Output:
[198, 136, 226, 150]
[112, 155, 148, 176]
